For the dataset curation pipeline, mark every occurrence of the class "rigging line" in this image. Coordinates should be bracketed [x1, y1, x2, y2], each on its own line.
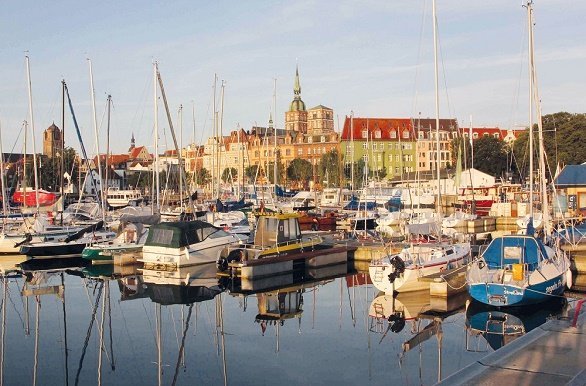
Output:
[411, 0, 428, 117]
[171, 304, 194, 386]
[508, 10, 529, 130]
[74, 282, 103, 386]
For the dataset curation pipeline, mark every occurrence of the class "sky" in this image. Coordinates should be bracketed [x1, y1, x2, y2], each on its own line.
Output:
[0, 0, 584, 155]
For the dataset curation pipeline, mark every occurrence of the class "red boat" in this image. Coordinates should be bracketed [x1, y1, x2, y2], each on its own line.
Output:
[11, 189, 58, 207]
[298, 211, 338, 231]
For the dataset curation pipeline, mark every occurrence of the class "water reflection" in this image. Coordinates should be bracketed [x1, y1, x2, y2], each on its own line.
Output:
[0, 257, 573, 386]
[465, 298, 568, 351]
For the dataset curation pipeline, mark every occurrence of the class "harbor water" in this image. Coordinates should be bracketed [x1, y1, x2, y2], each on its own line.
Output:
[0, 259, 574, 386]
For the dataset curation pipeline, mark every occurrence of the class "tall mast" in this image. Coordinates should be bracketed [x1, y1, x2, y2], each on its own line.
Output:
[218, 80, 225, 198]
[25, 56, 40, 213]
[212, 74, 217, 199]
[88, 58, 105, 221]
[60, 80, 66, 224]
[153, 62, 160, 212]
[527, 1, 534, 220]
[0, 122, 7, 217]
[529, 1, 549, 237]
[179, 104, 183, 211]
[23, 121, 27, 210]
[273, 78, 278, 187]
[105, 94, 111, 197]
[350, 111, 354, 191]
[432, 0, 442, 217]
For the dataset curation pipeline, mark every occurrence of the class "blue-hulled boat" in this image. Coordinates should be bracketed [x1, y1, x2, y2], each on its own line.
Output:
[466, 231, 571, 307]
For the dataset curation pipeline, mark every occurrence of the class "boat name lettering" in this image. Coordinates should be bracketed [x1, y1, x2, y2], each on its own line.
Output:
[503, 288, 522, 296]
[546, 280, 562, 294]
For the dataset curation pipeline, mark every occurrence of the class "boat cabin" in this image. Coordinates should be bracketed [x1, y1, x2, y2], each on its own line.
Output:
[254, 213, 301, 248]
[145, 221, 230, 249]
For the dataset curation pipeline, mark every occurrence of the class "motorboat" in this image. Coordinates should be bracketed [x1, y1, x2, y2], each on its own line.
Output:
[141, 220, 245, 268]
[105, 188, 143, 208]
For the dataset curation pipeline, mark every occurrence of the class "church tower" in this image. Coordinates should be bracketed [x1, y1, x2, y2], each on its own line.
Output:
[43, 122, 63, 158]
[129, 133, 136, 152]
[284, 65, 308, 133]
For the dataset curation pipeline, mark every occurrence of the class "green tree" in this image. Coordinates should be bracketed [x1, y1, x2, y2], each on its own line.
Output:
[343, 159, 365, 189]
[193, 168, 211, 186]
[245, 165, 260, 183]
[287, 158, 313, 189]
[221, 167, 237, 183]
[513, 112, 586, 178]
[451, 136, 511, 178]
[319, 149, 342, 187]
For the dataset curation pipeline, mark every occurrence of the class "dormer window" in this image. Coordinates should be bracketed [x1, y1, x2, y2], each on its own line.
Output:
[473, 132, 479, 139]
[390, 130, 397, 139]
[375, 130, 381, 139]
[362, 130, 368, 139]
[402, 131, 409, 139]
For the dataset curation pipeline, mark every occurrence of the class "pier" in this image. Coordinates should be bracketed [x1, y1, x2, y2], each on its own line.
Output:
[438, 302, 586, 385]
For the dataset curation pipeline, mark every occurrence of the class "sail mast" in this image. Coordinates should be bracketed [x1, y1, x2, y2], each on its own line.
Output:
[25, 56, 40, 213]
[273, 78, 278, 188]
[88, 59, 106, 221]
[179, 104, 183, 212]
[105, 94, 111, 200]
[528, 1, 549, 237]
[432, 0, 441, 217]
[527, 2, 534, 220]
[0, 123, 7, 217]
[60, 80, 66, 224]
[153, 62, 160, 212]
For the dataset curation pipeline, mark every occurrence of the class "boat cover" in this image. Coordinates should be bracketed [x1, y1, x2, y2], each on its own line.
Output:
[482, 235, 547, 269]
[145, 221, 224, 248]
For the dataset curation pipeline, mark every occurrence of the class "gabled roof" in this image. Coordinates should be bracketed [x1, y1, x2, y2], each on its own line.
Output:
[554, 165, 586, 186]
[129, 146, 150, 159]
[93, 154, 130, 166]
[340, 117, 413, 141]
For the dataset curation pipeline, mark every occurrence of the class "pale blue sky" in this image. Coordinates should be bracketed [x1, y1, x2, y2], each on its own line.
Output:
[0, 0, 584, 154]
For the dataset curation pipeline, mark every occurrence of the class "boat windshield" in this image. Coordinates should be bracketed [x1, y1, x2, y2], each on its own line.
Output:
[482, 236, 546, 269]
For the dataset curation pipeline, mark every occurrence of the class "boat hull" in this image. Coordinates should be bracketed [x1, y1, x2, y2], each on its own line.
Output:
[468, 273, 566, 307]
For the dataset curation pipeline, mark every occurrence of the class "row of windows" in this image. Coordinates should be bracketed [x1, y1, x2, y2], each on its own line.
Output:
[355, 143, 414, 151]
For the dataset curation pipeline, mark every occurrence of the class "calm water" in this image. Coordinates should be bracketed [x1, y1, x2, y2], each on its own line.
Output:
[0, 259, 571, 386]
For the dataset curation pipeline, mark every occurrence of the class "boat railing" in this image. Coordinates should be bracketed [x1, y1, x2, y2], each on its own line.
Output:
[238, 235, 323, 253]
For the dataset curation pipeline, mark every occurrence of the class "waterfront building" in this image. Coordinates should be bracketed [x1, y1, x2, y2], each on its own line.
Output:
[340, 116, 458, 181]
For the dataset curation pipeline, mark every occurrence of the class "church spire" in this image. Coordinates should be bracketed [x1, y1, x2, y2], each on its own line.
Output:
[289, 65, 306, 112]
[293, 64, 301, 96]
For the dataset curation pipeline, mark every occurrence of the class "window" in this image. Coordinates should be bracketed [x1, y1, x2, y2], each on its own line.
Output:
[494, 133, 499, 139]
[473, 133, 479, 139]
[403, 131, 409, 139]
[362, 130, 368, 139]
[346, 145, 351, 153]
[372, 143, 377, 150]
[286, 149, 291, 156]
[375, 130, 381, 139]
[298, 149, 302, 155]
[321, 136, 325, 142]
[390, 130, 397, 139]
[363, 143, 368, 149]
[395, 155, 400, 162]
[483, 133, 489, 137]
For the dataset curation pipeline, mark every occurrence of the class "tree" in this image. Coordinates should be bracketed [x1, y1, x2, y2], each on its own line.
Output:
[451, 136, 511, 178]
[194, 168, 211, 186]
[343, 159, 365, 189]
[221, 167, 237, 183]
[267, 149, 285, 185]
[319, 149, 342, 187]
[287, 158, 313, 189]
[245, 165, 260, 183]
[513, 112, 586, 179]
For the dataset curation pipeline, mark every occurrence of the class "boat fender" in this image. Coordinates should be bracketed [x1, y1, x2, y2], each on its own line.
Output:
[387, 312, 405, 333]
[566, 269, 573, 290]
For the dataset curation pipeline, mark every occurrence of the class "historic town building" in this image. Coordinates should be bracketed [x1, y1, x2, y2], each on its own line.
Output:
[43, 123, 63, 158]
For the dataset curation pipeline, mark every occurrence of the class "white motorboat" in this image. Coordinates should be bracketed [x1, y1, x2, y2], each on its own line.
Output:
[442, 211, 477, 228]
[141, 220, 245, 268]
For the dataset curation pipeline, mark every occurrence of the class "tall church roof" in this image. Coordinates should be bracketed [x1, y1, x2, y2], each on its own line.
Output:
[289, 65, 306, 112]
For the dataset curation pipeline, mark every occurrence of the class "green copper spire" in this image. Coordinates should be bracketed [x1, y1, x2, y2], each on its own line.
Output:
[294, 65, 301, 96]
[289, 64, 306, 112]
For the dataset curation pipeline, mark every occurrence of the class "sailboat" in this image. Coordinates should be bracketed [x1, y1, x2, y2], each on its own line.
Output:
[466, 1, 572, 307]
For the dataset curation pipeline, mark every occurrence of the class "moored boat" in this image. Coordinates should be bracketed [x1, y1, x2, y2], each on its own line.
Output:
[369, 242, 470, 293]
[141, 220, 245, 268]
